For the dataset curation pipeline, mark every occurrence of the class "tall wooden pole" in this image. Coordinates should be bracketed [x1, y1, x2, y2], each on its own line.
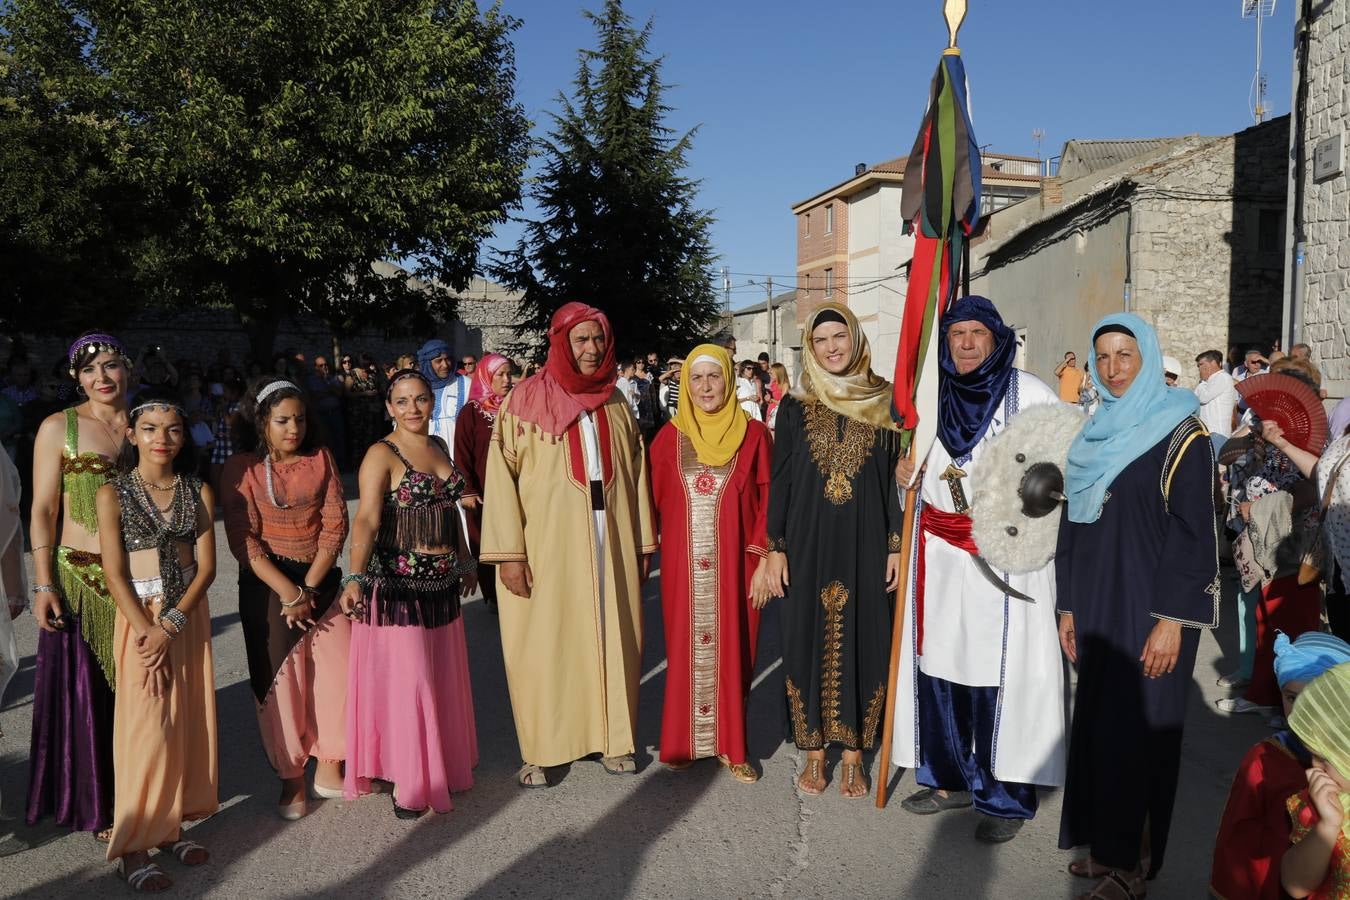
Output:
[875, 447, 919, 809]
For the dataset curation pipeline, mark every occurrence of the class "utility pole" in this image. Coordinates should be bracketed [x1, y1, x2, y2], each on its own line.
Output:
[722, 266, 731, 314]
[765, 276, 775, 363]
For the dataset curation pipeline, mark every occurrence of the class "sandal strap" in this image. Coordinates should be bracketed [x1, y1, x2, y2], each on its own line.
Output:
[1085, 871, 1143, 900]
[125, 862, 166, 890]
[169, 839, 205, 861]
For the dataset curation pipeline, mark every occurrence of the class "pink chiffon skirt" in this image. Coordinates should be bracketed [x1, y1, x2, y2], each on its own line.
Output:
[343, 618, 477, 812]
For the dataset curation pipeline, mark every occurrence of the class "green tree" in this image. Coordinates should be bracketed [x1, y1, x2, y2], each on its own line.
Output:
[492, 0, 718, 358]
[1, 0, 530, 358]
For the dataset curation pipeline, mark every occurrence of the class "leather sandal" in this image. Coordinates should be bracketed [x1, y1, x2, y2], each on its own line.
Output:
[717, 754, 759, 784]
[599, 754, 637, 775]
[839, 761, 868, 799]
[157, 839, 209, 866]
[1076, 871, 1146, 900]
[517, 763, 549, 788]
[797, 755, 826, 795]
[117, 857, 171, 893]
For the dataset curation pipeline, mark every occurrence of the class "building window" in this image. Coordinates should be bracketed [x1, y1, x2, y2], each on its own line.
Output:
[824, 204, 834, 235]
[824, 268, 834, 298]
[1257, 207, 1284, 253]
[804, 213, 811, 237]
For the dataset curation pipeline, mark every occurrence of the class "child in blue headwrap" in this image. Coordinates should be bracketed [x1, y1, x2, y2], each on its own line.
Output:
[1211, 631, 1350, 900]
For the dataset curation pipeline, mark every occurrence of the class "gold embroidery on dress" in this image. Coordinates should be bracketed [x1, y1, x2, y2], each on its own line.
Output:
[818, 580, 859, 747]
[681, 434, 731, 758]
[803, 400, 875, 506]
[784, 675, 823, 749]
[861, 681, 887, 749]
[887, 532, 902, 552]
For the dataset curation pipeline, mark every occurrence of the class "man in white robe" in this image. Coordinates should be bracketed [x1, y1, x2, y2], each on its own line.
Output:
[893, 295, 1067, 844]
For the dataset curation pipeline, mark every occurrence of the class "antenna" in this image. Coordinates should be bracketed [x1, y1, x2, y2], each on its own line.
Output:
[1242, 0, 1277, 124]
[1032, 128, 1045, 160]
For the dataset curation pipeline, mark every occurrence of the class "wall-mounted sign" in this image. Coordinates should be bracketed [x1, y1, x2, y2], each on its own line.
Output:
[1314, 134, 1343, 182]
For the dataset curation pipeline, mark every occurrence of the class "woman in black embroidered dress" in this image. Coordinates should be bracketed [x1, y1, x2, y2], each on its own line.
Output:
[764, 303, 902, 799]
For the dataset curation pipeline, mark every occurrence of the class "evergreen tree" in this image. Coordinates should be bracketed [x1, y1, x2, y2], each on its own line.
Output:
[493, 0, 719, 359]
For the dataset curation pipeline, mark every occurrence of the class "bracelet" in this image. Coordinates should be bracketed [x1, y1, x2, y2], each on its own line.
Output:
[32, 584, 59, 595]
[456, 558, 478, 577]
[160, 607, 187, 635]
[30, 545, 53, 554]
[280, 586, 308, 609]
[159, 620, 178, 641]
[340, 573, 369, 589]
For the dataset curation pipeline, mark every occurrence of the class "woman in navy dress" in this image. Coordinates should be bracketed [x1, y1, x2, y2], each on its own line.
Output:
[1055, 313, 1220, 900]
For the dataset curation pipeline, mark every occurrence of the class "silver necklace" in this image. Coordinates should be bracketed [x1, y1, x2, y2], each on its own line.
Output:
[264, 453, 291, 509]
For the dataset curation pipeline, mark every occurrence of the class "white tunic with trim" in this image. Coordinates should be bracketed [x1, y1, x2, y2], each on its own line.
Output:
[892, 369, 1068, 787]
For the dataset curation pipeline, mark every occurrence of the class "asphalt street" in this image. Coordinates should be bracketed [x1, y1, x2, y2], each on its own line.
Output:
[1, 500, 1269, 899]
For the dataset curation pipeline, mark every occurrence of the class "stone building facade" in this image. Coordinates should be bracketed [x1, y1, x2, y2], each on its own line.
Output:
[1292, 1, 1350, 399]
[970, 119, 1288, 388]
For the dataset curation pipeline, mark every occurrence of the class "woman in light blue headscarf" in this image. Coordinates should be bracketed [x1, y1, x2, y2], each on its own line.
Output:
[1054, 313, 1220, 897]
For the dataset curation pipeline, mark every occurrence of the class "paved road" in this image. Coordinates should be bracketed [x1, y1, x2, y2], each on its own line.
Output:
[1, 504, 1268, 898]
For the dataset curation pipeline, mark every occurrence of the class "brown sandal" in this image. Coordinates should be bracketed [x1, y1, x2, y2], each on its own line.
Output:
[839, 761, 868, 799]
[1076, 871, 1146, 900]
[797, 756, 826, 795]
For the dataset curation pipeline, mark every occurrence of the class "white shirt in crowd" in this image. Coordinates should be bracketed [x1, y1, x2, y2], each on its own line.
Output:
[1194, 367, 1237, 438]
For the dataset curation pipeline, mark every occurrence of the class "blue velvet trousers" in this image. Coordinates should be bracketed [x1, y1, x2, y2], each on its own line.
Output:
[915, 670, 1037, 820]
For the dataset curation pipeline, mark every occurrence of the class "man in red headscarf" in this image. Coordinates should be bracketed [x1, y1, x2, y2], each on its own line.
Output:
[481, 302, 657, 787]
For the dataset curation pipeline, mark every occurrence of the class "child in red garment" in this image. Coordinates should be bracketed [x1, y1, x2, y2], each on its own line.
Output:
[1282, 662, 1350, 899]
[1211, 633, 1350, 900]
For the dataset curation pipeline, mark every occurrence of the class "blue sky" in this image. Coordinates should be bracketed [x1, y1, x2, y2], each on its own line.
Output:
[489, 0, 1295, 308]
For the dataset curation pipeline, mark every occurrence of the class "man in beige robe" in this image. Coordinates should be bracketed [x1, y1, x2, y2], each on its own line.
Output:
[481, 302, 656, 787]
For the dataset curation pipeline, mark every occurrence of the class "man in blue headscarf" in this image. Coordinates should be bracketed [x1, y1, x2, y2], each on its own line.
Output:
[417, 338, 471, 451]
[892, 295, 1068, 844]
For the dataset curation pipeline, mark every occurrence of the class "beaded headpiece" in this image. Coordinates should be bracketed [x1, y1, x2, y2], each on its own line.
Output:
[255, 380, 300, 405]
[67, 333, 127, 377]
[130, 400, 187, 420]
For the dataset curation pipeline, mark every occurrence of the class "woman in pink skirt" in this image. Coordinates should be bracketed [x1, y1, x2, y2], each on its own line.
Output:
[338, 368, 478, 818]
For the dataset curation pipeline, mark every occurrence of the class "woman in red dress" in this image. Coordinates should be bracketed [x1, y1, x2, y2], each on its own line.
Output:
[649, 343, 772, 783]
[453, 353, 511, 612]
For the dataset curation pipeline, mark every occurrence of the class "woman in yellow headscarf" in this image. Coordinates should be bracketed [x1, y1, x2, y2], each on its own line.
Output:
[649, 344, 774, 783]
[763, 302, 902, 799]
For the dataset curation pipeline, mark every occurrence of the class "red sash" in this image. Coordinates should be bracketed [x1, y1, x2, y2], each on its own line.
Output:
[916, 504, 979, 655]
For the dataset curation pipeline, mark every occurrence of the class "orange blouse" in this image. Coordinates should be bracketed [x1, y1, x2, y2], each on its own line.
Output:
[221, 449, 348, 563]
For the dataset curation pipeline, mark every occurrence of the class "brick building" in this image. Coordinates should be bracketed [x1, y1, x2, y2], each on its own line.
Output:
[791, 153, 1041, 375]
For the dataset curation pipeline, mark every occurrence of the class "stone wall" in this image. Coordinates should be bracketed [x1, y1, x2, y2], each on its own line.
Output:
[10, 275, 536, 374]
[1298, 2, 1350, 396]
[1130, 117, 1289, 387]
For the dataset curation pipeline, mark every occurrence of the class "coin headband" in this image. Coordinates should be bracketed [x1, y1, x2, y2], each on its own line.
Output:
[67, 334, 127, 371]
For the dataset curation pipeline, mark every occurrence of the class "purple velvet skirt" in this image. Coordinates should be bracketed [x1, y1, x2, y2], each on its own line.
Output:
[26, 614, 115, 832]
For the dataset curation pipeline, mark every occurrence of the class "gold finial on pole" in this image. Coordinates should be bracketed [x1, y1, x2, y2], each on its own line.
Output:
[943, 0, 967, 53]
